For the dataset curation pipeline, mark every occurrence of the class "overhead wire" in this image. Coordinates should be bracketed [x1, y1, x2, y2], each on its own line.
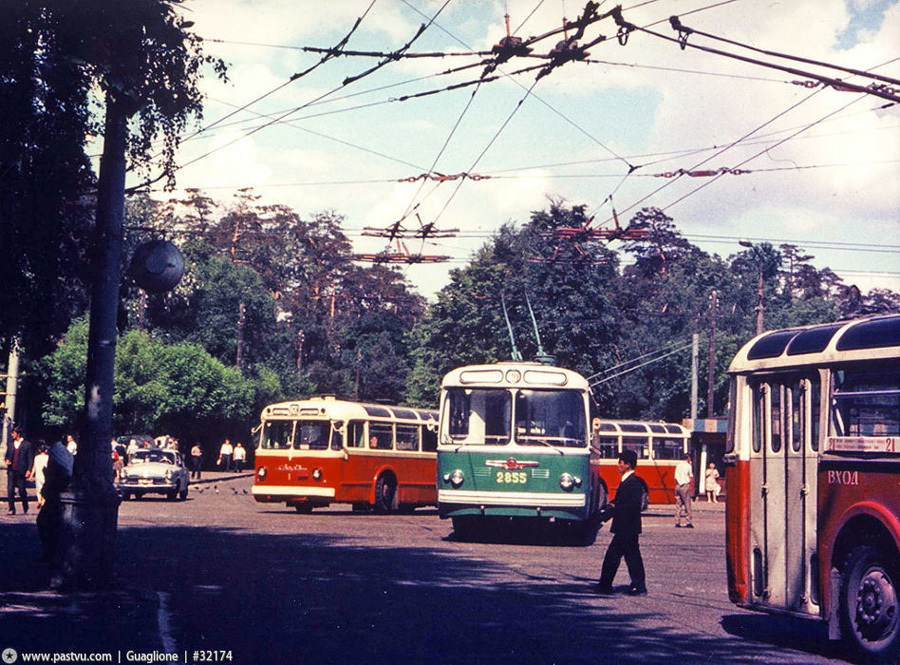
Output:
[127, 0, 454, 194]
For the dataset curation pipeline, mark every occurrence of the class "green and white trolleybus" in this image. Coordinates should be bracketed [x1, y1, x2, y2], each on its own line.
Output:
[437, 362, 608, 543]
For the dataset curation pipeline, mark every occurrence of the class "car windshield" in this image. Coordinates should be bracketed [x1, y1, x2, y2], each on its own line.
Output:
[130, 449, 176, 465]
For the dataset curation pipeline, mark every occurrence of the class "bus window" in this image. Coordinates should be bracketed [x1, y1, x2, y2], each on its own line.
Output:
[810, 380, 820, 451]
[396, 424, 418, 451]
[752, 382, 764, 453]
[622, 437, 648, 459]
[593, 436, 618, 458]
[831, 364, 900, 437]
[652, 436, 683, 460]
[347, 421, 365, 448]
[422, 426, 437, 452]
[261, 420, 293, 449]
[330, 422, 344, 451]
[771, 386, 783, 452]
[791, 383, 802, 452]
[515, 390, 585, 447]
[369, 422, 393, 450]
[295, 421, 330, 450]
[445, 388, 511, 444]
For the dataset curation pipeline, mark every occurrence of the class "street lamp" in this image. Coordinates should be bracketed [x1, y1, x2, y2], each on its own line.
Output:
[739, 239, 764, 335]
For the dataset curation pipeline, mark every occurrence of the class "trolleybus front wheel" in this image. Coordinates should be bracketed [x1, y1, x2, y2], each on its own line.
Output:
[840, 544, 900, 663]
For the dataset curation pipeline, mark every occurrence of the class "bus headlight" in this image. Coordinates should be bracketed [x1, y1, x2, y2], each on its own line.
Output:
[256, 466, 268, 482]
[559, 473, 581, 491]
[449, 469, 464, 488]
[312, 467, 323, 481]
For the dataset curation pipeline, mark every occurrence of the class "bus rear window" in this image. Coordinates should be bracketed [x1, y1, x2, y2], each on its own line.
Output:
[652, 437, 684, 460]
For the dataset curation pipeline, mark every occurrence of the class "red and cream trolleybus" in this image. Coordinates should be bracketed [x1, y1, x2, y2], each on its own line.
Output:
[591, 419, 691, 506]
[724, 315, 899, 663]
[252, 396, 438, 513]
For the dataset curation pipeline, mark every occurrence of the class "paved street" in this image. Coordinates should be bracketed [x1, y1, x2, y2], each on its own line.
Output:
[1, 474, 853, 664]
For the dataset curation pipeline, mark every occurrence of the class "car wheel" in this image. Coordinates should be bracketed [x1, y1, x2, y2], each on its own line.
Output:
[167, 490, 177, 502]
[179, 487, 188, 501]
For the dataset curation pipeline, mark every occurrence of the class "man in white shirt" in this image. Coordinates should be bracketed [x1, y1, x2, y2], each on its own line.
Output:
[674, 454, 694, 528]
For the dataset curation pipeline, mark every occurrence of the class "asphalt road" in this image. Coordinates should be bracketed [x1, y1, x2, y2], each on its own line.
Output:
[1, 474, 854, 664]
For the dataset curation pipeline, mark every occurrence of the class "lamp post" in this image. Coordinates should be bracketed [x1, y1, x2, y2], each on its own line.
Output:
[739, 239, 765, 335]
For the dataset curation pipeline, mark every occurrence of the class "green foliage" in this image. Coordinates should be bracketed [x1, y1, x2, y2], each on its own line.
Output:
[40, 319, 255, 438]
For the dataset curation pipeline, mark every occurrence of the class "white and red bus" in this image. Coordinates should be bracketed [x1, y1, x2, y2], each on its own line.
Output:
[724, 315, 899, 662]
[252, 396, 438, 513]
[591, 419, 691, 505]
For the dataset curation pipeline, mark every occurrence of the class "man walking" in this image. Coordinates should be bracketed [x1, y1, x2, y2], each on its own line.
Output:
[5, 427, 34, 515]
[674, 453, 694, 528]
[595, 449, 647, 595]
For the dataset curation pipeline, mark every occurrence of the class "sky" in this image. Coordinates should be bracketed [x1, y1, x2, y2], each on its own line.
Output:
[137, 0, 899, 300]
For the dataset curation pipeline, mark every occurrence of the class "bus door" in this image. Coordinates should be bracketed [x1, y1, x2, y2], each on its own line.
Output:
[753, 375, 819, 613]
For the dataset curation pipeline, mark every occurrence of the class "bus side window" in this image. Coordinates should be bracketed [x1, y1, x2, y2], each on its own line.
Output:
[369, 423, 393, 450]
[594, 436, 618, 458]
[623, 437, 647, 459]
[652, 437, 682, 460]
[422, 426, 437, 453]
[396, 425, 418, 451]
[347, 421, 365, 448]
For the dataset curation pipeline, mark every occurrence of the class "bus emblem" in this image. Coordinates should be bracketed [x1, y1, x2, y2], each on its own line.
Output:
[485, 458, 539, 470]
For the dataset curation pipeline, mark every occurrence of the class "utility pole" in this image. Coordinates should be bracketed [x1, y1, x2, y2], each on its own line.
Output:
[690, 333, 699, 420]
[1, 338, 20, 458]
[60, 90, 131, 589]
[707, 290, 718, 418]
[739, 240, 765, 335]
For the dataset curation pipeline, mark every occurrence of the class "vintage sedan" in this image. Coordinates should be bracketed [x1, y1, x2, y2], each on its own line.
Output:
[119, 447, 189, 501]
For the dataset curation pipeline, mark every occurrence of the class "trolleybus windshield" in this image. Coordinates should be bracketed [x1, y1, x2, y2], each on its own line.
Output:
[445, 388, 511, 445]
[515, 389, 585, 447]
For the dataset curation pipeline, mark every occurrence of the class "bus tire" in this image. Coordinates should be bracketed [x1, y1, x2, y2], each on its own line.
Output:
[294, 504, 313, 514]
[840, 544, 900, 663]
[374, 474, 396, 513]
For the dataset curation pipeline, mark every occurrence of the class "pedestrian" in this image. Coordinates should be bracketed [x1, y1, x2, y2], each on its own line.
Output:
[674, 453, 694, 528]
[37, 440, 72, 567]
[705, 462, 720, 504]
[5, 427, 34, 515]
[595, 449, 647, 596]
[190, 443, 203, 479]
[65, 434, 78, 456]
[218, 438, 233, 472]
[233, 443, 246, 472]
[126, 437, 140, 461]
[31, 442, 50, 509]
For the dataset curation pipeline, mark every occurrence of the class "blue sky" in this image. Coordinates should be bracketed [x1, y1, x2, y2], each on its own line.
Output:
[137, 0, 900, 299]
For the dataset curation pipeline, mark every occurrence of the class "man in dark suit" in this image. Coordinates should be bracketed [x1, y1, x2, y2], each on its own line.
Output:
[5, 427, 34, 515]
[595, 449, 647, 595]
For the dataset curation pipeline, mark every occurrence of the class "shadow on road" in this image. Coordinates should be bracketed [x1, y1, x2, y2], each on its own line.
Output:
[1, 521, 847, 664]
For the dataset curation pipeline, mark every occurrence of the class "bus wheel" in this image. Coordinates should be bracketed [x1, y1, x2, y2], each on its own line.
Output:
[374, 474, 396, 513]
[840, 544, 900, 662]
[294, 504, 313, 514]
